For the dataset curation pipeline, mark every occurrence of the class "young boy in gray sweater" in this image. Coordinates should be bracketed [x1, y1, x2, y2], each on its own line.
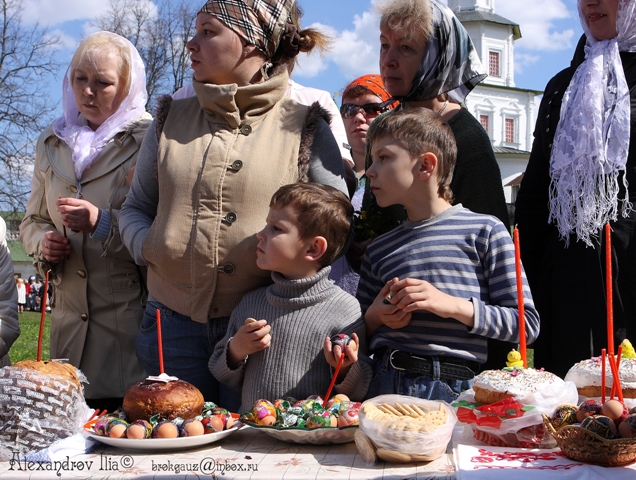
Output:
[209, 183, 371, 413]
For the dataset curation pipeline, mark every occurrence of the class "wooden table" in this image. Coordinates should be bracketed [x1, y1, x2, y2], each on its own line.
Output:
[0, 427, 458, 479]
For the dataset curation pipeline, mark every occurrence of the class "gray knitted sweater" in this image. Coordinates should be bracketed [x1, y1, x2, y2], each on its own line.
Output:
[209, 267, 372, 413]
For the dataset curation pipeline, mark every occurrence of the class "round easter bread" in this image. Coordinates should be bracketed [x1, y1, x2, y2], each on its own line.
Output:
[13, 359, 82, 389]
[123, 379, 204, 422]
[564, 357, 636, 399]
[473, 367, 565, 404]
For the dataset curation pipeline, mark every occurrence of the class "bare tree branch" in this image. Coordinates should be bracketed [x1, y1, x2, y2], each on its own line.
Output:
[94, 0, 196, 109]
[0, 0, 62, 213]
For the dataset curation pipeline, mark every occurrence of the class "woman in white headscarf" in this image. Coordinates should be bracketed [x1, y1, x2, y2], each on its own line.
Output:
[20, 31, 151, 410]
[516, 0, 636, 378]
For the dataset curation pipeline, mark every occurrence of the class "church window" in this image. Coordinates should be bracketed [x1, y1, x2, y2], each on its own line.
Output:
[489, 51, 500, 77]
[505, 118, 516, 143]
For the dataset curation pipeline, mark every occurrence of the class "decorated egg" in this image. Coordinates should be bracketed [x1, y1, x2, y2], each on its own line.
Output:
[210, 408, 234, 429]
[337, 409, 359, 427]
[307, 414, 332, 428]
[93, 414, 118, 436]
[107, 418, 129, 438]
[273, 398, 292, 412]
[153, 421, 179, 438]
[202, 415, 225, 433]
[126, 420, 152, 439]
[325, 397, 342, 413]
[576, 399, 603, 423]
[331, 334, 355, 351]
[252, 399, 277, 426]
[181, 419, 204, 437]
[550, 405, 578, 429]
[581, 415, 617, 439]
[602, 399, 629, 425]
[618, 414, 636, 438]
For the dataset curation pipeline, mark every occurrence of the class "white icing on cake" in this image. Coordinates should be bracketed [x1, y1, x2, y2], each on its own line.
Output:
[473, 368, 564, 396]
[564, 357, 636, 388]
[147, 373, 179, 383]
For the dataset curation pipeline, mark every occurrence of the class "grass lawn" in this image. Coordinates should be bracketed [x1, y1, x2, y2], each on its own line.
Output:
[9, 311, 50, 363]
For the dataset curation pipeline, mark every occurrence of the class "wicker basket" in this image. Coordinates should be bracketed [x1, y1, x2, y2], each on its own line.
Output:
[542, 414, 636, 466]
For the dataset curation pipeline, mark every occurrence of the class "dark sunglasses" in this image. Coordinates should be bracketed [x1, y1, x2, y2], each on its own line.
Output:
[340, 99, 394, 119]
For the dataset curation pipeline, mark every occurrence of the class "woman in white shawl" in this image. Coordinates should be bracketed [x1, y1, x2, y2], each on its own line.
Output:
[516, 0, 636, 377]
[20, 32, 151, 411]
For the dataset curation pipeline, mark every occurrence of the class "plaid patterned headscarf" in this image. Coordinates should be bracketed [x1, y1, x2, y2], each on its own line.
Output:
[200, 0, 294, 59]
[400, 0, 486, 103]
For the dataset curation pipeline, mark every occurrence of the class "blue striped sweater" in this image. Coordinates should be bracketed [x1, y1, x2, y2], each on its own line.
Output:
[357, 205, 539, 364]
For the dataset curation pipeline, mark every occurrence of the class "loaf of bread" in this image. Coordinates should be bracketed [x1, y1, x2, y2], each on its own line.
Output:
[123, 379, 204, 422]
[13, 360, 82, 389]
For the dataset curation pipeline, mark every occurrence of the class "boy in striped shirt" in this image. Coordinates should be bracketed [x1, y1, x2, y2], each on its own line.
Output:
[358, 108, 539, 402]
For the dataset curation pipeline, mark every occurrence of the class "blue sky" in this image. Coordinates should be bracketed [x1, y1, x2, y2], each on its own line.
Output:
[26, 0, 583, 109]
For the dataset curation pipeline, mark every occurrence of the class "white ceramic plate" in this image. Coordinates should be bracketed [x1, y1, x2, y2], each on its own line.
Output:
[244, 423, 357, 445]
[87, 426, 239, 451]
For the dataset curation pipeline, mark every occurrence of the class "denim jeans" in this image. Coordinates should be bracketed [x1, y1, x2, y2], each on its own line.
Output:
[136, 300, 241, 411]
[365, 349, 473, 403]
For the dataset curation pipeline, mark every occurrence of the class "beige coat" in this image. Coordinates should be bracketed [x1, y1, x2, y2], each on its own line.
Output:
[20, 117, 151, 399]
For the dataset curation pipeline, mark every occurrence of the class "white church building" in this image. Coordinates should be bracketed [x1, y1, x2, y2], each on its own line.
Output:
[450, 0, 542, 207]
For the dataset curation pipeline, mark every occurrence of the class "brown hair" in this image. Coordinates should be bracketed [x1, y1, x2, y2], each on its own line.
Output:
[270, 183, 353, 267]
[342, 85, 377, 102]
[276, 4, 332, 72]
[376, 0, 434, 41]
[367, 107, 457, 202]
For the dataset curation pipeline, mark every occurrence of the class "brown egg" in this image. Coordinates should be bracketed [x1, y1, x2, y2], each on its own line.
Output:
[330, 415, 338, 427]
[126, 424, 147, 439]
[258, 415, 276, 426]
[602, 399, 625, 420]
[183, 419, 204, 436]
[210, 416, 225, 432]
[109, 423, 127, 438]
[225, 416, 234, 429]
[155, 422, 179, 438]
[334, 394, 350, 402]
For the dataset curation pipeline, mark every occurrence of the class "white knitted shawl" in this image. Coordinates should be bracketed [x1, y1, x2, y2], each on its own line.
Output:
[548, 0, 636, 246]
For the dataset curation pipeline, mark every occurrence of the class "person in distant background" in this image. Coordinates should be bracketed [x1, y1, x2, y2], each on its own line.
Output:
[16, 278, 26, 313]
[0, 217, 19, 367]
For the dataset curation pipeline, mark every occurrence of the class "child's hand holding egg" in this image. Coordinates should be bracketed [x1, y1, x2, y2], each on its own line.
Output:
[323, 333, 359, 378]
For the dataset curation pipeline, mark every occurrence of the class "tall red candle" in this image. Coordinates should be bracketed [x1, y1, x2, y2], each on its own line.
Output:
[605, 223, 614, 356]
[601, 348, 606, 404]
[36, 270, 50, 362]
[513, 226, 527, 368]
[156, 309, 164, 374]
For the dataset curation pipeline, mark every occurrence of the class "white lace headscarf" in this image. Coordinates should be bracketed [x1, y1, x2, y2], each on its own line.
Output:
[548, 0, 636, 246]
[53, 31, 148, 180]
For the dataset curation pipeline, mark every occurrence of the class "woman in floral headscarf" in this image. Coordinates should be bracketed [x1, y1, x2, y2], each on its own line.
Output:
[516, 0, 636, 377]
[120, 0, 347, 405]
[20, 32, 151, 410]
[360, 0, 512, 370]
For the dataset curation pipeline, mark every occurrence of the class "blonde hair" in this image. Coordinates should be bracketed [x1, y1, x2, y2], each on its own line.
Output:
[70, 32, 133, 96]
[376, 0, 434, 41]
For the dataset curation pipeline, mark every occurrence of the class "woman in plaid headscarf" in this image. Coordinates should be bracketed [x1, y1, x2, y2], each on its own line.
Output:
[120, 0, 348, 406]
